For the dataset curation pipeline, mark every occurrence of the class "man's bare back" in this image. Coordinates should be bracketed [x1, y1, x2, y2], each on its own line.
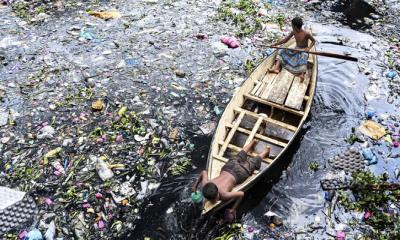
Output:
[192, 140, 270, 217]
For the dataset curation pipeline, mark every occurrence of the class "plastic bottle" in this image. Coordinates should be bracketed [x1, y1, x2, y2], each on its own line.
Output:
[191, 191, 203, 203]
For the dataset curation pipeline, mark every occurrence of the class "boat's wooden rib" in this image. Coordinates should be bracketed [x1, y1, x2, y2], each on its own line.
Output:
[243, 117, 263, 146]
[217, 141, 274, 164]
[233, 107, 297, 132]
[225, 124, 288, 148]
[203, 37, 317, 215]
[218, 111, 245, 157]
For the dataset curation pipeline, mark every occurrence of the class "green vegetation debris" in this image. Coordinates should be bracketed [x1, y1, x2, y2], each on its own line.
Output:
[338, 171, 400, 239]
[308, 161, 319, 172]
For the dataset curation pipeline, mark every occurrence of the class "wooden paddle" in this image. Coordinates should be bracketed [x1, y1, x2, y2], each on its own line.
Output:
[263, 45, 358, 62]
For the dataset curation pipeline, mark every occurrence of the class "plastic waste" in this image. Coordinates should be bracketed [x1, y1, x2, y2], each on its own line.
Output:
[118, 106, 127, 116]
[37, 126, 55, 139]
[362, 148, 378, 165]
[358, 120, 386, 140]
[93, 156, 114, 181]
[366, 110, 375, 119]
[324, 191, 334, 201]
[243, 226, 255, 239]
[220, 36, 239, 48]
[214, 106, 222, 115]
[363, 211, 371, 221]
[386, 70, 397, 79]
[19, 230, 28, 239]
[91, 100, 104, 111]
[191, 191, 203, 203]
[80, 29, 96, 40]
[264, 49, 274, 56]
[44, 221, 56, 240]
[43, 147, 62, 165]
[199, 122, 217, 135]
[125, 58, 139, 67]
[26, 228, 43, 240]
[336, 231, 345, 240]
[97, 220, 105, 230]
[88, 10, 121, 20]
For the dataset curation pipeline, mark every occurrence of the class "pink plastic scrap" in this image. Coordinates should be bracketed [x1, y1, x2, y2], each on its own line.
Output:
[336, 231, 346, 240]
[45, 198, 53, 205]
[363, 211, 372, 220]
[220, 36, 240, 48]
[98, 220, 105, 230]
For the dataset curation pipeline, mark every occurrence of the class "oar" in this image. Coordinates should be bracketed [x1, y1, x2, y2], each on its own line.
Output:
[262, 45, 358, 62]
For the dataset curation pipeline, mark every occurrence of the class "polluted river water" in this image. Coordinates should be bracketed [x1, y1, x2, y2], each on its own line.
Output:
[131, 22, 399, 239]
[0, 0, 399, 239]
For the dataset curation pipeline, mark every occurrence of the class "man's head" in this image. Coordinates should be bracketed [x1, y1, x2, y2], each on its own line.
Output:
[202, 182, 219, 202]
[291, 17, 303, 31]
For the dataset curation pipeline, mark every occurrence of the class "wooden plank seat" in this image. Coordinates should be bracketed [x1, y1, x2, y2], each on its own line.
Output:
[265, 69, 295, 104]
[253, 73, 277, 98]
[285, 69, 312, 110]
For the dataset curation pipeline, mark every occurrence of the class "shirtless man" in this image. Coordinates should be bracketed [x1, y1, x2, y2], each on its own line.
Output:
[268, 17, 316, 81]
[192, 140, 270, 217]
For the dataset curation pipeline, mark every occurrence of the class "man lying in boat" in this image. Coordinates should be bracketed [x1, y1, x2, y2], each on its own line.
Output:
[192, 139, 270, 217]
[268, 17, 316, 81]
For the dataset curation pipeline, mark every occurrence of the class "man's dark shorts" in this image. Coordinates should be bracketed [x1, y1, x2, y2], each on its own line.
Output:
[221, 150, 261, 184]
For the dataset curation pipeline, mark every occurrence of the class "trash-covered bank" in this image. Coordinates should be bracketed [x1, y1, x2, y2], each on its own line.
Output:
[0, 0, 286, 238]
[1, 0, 400, 239]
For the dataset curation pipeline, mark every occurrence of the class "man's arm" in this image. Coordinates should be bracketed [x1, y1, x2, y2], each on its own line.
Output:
[305, 32, 316, 51]
[271, 32, 294, 47]
[221, 191, 244, 210]
[192, 170, 208, 192]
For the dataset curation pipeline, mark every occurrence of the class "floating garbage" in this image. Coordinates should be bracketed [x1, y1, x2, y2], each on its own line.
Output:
[26, 228, 43, 240]
[386, 70, 397, 79]
[220, 36, 240, 48]
[94, 156, 114, 181]
[358, 120, 386, 140]
[91, 99, 104, 111]
[88, 10, 121, 20]
[44, 221, 56, 240]
[37, 126, 55, 139]
[336, 231, 345, 240]
[362, 148, 378, 165]
[191, 191, 203, 203]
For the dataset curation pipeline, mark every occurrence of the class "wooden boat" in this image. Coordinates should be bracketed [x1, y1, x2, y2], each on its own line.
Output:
[203, 38, 317, 214]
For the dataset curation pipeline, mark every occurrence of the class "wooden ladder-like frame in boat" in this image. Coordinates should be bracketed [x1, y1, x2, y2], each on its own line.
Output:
[215, 106, 296, 166]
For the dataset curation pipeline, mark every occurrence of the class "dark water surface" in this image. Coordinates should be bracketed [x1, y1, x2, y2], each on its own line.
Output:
[131, 23, 396, 239]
